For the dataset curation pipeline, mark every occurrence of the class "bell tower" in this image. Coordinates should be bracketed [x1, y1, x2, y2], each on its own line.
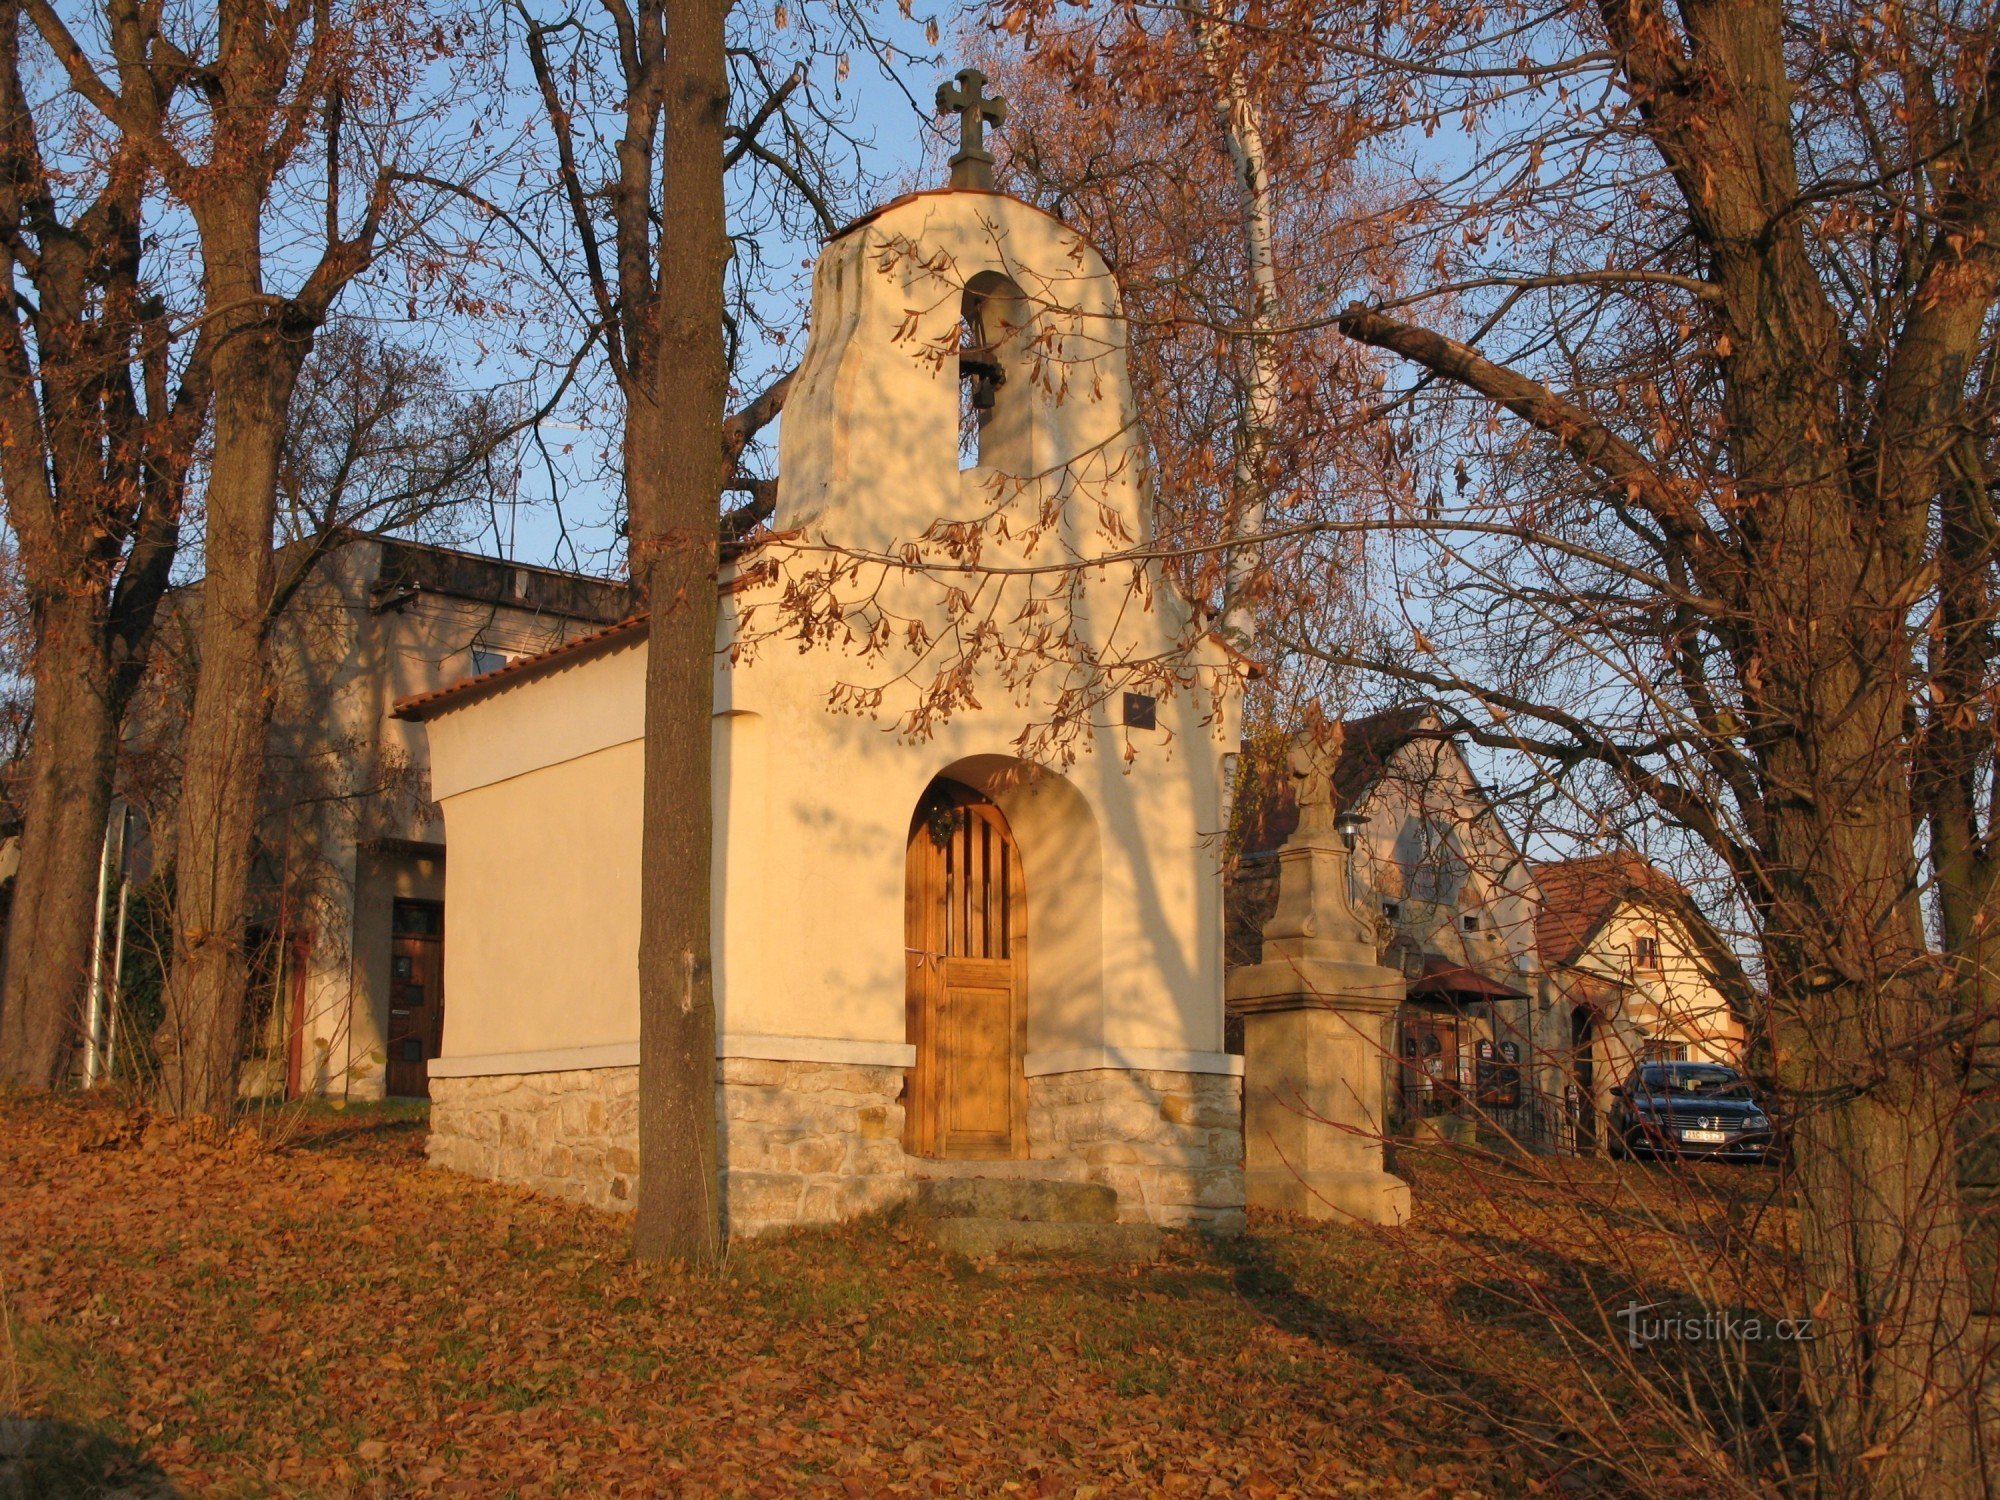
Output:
[773, 73, 1151, 561]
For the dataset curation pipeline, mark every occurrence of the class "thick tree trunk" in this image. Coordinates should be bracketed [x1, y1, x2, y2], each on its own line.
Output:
[1776, 959, 1989, 1494]
[1790, 1069, 1985, 1494]
[630, 0, 730, 1264]
[0, 9, 198, 1096]
[0, 590, 117, 1088]
[1760, 689, 1988, 1493]
[153, 246, 299, 1119]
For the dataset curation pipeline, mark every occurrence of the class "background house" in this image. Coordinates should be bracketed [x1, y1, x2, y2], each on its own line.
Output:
[1330, 709, 1542, 1128]
[1227, 709, 1753, 1151]
[116, 535, 631, 1100]
[1531, 852, 1751, 1145]
[1230, 709, 1541, 1131]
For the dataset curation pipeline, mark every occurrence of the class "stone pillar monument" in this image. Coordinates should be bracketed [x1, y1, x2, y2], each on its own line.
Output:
[1228, 742, 1412, 1226]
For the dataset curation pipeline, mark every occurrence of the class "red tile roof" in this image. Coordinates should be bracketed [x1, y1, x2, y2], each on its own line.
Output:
[1530, 851, 1681, 967]
[388, 553, 784, 723]
[390, 614, 649, 722]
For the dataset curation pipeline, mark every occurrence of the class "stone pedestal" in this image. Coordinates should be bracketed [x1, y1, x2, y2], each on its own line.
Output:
[1234, 980, 1412, 1226]
[1227, 762, 1411, 1227]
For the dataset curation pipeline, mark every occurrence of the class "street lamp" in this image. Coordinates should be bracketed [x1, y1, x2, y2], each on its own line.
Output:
[1334, 808, 1367, 851]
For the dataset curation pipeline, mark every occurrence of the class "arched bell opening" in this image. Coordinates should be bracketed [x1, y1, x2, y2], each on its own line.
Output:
[954, 271, 1034, 476]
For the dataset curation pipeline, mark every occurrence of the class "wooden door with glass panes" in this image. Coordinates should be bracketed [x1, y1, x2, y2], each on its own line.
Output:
[386, 900, 444, 1098]
[904, 783, 1028, 1159]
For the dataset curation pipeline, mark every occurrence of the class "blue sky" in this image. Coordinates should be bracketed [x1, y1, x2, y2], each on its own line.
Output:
[485, 15, 957, 576]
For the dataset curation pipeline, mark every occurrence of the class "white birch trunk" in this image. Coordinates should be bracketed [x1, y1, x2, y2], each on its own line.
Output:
[1192, 4, 1283, 649]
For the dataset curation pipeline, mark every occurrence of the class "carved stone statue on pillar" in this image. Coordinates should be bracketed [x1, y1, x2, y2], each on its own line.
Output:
[1227, 738, 1413, 1226]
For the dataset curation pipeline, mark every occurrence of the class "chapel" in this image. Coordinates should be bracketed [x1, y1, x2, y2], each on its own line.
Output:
[394, 74, 1248, 1239]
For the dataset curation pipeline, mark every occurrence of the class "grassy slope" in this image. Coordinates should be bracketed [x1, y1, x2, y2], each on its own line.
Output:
[1, 1096, 1773, 1498]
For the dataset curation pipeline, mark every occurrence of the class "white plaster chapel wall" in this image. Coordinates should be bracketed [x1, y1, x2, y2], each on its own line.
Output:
[420, 187, 1240, 1076]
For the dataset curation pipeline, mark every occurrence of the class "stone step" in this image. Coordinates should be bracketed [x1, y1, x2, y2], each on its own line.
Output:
[911, 1176, 1119, 1225]
[904, 1157, 1084, 1182]
[923, 1217, 1162, 1263]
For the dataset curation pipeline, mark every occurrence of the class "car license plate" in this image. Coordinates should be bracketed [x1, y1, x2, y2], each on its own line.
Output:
[1681, 1129, 1727, 1144]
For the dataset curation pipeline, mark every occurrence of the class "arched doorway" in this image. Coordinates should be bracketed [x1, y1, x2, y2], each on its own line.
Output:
[905, 777, 1028, 1158]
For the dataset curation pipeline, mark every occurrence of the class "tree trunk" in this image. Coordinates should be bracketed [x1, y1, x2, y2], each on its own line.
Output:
[630, 0, 730, 1263]
[1192, 5, 1281, 649]
[0, 589, 116, 1088]
[153, 240, 301, 1119]
[1759, 679, 1988, 1493]
[1790, 1067, 1985, 1494]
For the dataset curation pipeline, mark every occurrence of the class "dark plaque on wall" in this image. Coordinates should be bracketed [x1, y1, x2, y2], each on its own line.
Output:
[1123, 692, 1158, 731]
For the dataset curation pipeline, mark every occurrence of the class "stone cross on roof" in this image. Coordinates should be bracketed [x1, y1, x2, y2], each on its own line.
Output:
[936, 67, 1007, 190]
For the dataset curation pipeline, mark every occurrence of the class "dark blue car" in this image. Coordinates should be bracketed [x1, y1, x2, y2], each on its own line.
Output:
[1609, 1062, 1778, 1164]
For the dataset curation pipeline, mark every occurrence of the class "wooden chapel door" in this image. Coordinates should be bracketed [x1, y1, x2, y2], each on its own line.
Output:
[385, 899, 445, 1099]
[905, 784, 1028, 1158]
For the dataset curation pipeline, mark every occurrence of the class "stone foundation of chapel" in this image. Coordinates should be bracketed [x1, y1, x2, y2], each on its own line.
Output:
[1025, 1069, 1244, 1234]
[426, 1060, 1244, 1238]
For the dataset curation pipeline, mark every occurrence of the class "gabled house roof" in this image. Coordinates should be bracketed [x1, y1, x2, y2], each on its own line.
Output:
[1531, 850, 1755, 1016]
[1531, 851, 1681, 968]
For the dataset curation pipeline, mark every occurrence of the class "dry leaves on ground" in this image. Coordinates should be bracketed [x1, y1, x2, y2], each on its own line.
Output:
[2, 1096, 1753, 1498]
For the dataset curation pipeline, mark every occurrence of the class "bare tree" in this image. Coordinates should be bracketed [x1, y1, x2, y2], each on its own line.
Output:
[1185, 2, 1283, 649]
[984, 25, 1384, 726]
[1000, 0, 2000, 1488]
[112, 320, 533, 1102]
[510, 0, 908, 1260]
[512, 0, 775, 1263]
[26, 0, 486, 1117]
[0, 0, 209, 1090]
[274, 323, 523, 550]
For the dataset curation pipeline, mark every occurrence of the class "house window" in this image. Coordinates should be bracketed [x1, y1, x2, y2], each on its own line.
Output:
[1382, 901, 1401, 922]
[1635, 933, 1660, 970]
[1642, 1038, 1687, 1063]
[1461, 912, 1482, 933]
[470, 647, 511, 678]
